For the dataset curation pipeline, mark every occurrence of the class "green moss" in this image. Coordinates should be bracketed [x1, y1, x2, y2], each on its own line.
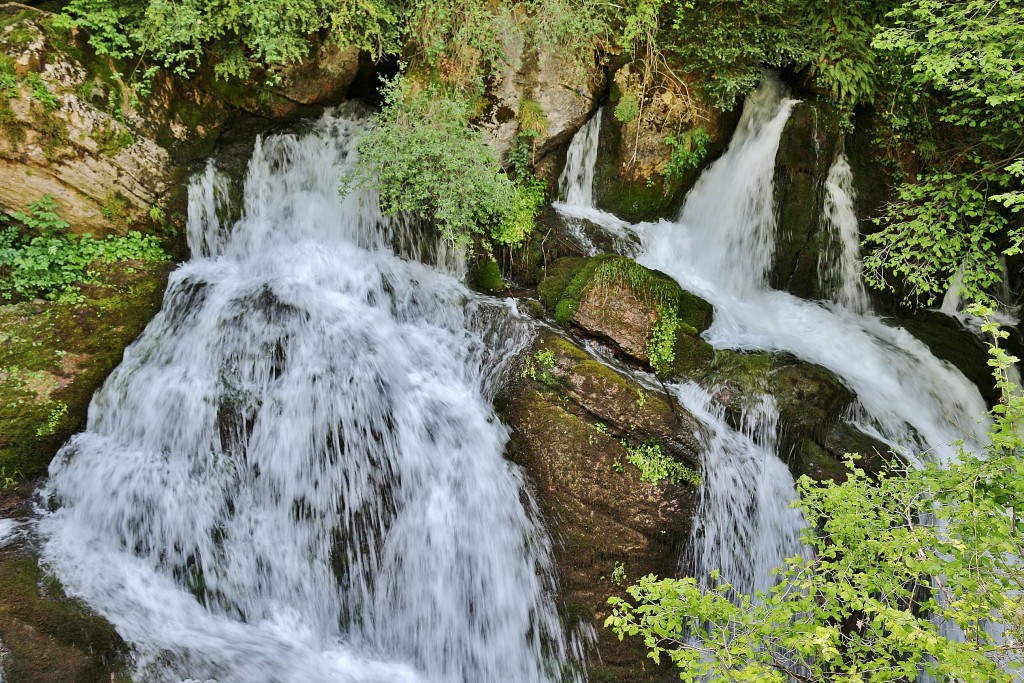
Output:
[0, 261, 171, 481]
[672, 332, 715, 377]
[0, 557, 126, 682]
[539, 255, 714, 378]
[536, 256, 583, 311]
[469, 258, 504, 293]
[90, 121, 134, 156]
[100, 194, 130, 224]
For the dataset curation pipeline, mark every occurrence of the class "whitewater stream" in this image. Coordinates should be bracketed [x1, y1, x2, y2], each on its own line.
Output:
[37, 107, 586, 683]
[554, 74, 990, 595]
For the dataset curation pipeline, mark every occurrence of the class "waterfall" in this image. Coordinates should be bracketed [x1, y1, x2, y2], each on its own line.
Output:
[558, 111, 601, 208]
[657, 77, 798, 295]
[552, 109, 635, 256]
[820, 154, 871, 314]
[674, 384, 808, 595]
[38, 106, 585, 683]
[629, 75, 988, 598]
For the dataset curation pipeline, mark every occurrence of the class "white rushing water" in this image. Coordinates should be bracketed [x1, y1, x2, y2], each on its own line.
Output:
[39, 106, 584, 683]
[820, 154, 871, 314]
[556, 74, 990, 598]
[553, 110, 636, 256]
[674, 385, 807, 595]
[0, 519, 19, 548]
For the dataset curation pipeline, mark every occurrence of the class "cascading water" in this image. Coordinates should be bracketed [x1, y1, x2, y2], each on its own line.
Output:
[674, 385, 807, 595]
[819, 154, 871, 314]
[556, 73, 990, 599]
[639, 76, 988, 464]
[38, 106, 585, 683]
[553, 110, 635, 256]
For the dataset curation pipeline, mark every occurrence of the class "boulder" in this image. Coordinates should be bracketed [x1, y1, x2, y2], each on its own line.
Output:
[770, 99, 844, 299]
[497, 331, 703, 682]
[538, 255, 714, 377]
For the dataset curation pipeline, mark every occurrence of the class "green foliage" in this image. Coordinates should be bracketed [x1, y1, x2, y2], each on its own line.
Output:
[35, 401, 67, 437]
[0, 466, 20, 489]
[621, 438, 701, 487]
[522, 348, 557, 386]
[606, 311, 1024, 681]
[343, 76, 543, 250]
[24, 72, 59, 110]
[662, 127, 711, 181]
[1, 196, 168, 303]
[614, 91, 640, 124]
[865, 0, 1024, 306]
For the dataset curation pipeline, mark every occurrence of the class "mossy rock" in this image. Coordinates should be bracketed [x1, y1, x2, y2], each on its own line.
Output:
[0, 260, 171, 481]
[770, 99, 844, 300]
[496, 330, 703, 683]
[537, 255, 713, 377]
[704, 349, 855, 454]
[468, 258, 505, 294]
[0, 549, 127, 682]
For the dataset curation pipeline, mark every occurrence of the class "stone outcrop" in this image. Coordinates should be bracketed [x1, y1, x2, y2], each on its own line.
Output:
[538, 255, 714, 376]
[478, 28, 605, 163]
[0, 7, 178, 233]
[591, 61, 739, 223]
[497, 331, 703, 682]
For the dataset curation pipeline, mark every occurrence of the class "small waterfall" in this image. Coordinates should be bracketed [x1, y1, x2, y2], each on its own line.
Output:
[553, 109, 636, 256]
[39, 107, 585, 683]
[674, 384, 807, 594]
[820, 154, 871, 314]
[558, 111, 601, 207]
[663, 77, 798, 295]
[186, 161, 234, 259]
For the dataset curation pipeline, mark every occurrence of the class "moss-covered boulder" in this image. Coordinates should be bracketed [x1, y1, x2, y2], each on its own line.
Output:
[770, 99, 844, 299]
[497, 330, 703, 683]
[698, 349, 883, 479]
[538, 255, 714, 378]
[0, 260, 170, 481]
[590, 61, 738, 223]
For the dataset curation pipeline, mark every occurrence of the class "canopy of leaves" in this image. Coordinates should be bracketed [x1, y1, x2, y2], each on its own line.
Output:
[864, 0, 1024, 305]
[341, 78, 544, 250]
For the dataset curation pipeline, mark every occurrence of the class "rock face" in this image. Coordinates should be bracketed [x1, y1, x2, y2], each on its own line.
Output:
[769, 99, 844, 299]
[497, 331, 703, 683]
[478, 29, 605, 163]
[0, 8, 177, 233]
[591, 61, 739, 223]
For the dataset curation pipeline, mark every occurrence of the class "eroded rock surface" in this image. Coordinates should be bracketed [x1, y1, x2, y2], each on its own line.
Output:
[497, 331, 702, 682]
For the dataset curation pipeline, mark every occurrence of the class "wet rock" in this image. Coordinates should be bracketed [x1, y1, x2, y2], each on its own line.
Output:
[591, 61, 738, 223]
[478, 28, 605, 162]
[0, 490, 126, 683]
[538, 255, 713, 376]
[701, 349, 855, 462]
[900, 311, 999, 406]
[770, 99, 844, 299]
[496, 331, 703, 683]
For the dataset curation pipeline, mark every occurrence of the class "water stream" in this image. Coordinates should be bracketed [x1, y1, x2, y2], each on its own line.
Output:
[555, 75, 989, 595]
[38, 107, 584, 683]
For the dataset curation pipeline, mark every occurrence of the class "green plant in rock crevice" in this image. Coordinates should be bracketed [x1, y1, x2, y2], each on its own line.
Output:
[621, 438, 701, 488]
[1, 195, 168, 302]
